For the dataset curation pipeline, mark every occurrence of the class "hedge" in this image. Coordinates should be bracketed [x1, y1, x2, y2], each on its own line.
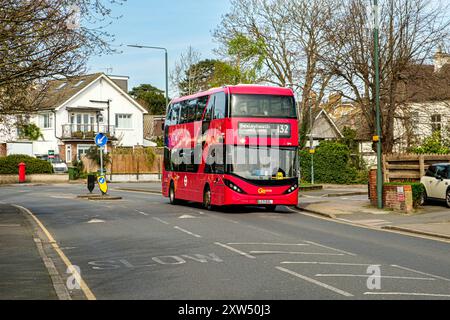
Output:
[0, 154, 53, 174]
[384, 182, 425, 208]
[299, 140, 368, 184]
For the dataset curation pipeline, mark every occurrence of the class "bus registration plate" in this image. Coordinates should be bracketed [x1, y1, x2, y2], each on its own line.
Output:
[258, 200, 274, 204]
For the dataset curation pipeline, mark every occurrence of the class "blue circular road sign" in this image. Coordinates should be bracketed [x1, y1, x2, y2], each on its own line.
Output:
[95, 133, 108, 147]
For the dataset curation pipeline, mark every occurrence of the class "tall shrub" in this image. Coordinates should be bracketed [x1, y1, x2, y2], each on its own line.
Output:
[0, 154, 53, 174]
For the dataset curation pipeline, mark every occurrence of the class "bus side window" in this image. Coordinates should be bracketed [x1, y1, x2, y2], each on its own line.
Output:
[202, 95, 215, 134]
[196, 96, 208, 121]
[188, 99, 197, 123]
[171, 103, 180, 124]
[213, 92, 226, 119]
[179, 101, 189, 124]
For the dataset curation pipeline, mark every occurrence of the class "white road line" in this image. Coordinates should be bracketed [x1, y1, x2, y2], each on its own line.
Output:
[227, 242, 309, 246]
[174, 226, 202, 238]
[250, 251, 344, 256]
[364, 292, 450, 298]
[276, 266, 353, 297]
[315, 274, 435, 281]
[304, 241, 357, 256]
[152, 217, 169, 225]
[281, 262, 374, 266]
[214, 242, 256, 259]
[136, 210, 149, 216]
[391, 265, 450, 282]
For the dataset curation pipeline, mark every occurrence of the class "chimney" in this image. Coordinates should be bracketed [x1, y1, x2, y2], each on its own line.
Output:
[434, 47, 450, 72]
[108, 75, 129, 92]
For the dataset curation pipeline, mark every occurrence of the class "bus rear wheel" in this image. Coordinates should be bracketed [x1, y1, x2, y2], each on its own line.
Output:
[203, 186, 213, 211]
[169, 182, 178, 205]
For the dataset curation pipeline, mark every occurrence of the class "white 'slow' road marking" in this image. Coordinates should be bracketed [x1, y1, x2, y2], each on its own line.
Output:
[315, 274, 435, 281]
[215, 242, 256, 259]
[364, 292, 450, 298]
[174, 226, 202, 238]
[276, 266, 353, 297]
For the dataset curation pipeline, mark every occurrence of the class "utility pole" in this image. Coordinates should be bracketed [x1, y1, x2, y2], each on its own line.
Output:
[373, 0, 383, 209]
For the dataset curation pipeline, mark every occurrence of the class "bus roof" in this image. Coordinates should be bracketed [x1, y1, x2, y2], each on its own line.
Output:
[171, 85, 294, 104]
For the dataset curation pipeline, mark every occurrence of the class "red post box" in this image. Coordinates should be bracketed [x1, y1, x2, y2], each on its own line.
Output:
[18, 162, 26, 183]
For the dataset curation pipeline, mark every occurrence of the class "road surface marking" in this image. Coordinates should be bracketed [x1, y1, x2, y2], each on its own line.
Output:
[214, 242, 256, 259]
[14, 205, 96, 300]
[152, 217, 169, 225]
[227, 242, 309, 246]
[364, 292, 450, 298]
[136, 210, 149, 216]
[304, 241, 357, 256]
[391, 265, 450, 282]
[179, 214, 196, 219]
[276, 266, 353, 297]
[174, 226, 202, 238]
[315, 274, 435, 281]
[250, 251, 344, 256]
[87, 218, 105, 224]
[281, 262, 374, 266]
[0, 224, 21, 227]
[337, 218, 390, 227]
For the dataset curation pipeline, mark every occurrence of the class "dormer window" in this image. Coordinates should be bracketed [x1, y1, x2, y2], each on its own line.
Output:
[74, 80, 85, 87]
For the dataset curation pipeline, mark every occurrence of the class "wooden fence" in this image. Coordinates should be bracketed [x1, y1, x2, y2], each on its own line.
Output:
[80, 147, 163, 174]
[382, 154, 450, 182]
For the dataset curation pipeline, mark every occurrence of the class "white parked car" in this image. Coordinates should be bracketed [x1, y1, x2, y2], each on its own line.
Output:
[51, 159, 68, 174]
[420, 163, 450, 207]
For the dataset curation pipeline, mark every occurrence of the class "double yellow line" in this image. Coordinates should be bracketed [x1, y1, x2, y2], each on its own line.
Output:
[15, 205, 96, 300]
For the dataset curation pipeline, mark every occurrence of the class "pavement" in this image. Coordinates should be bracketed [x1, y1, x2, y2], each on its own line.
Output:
[1, 182, 450, 300]
[0, 204, 58, 299]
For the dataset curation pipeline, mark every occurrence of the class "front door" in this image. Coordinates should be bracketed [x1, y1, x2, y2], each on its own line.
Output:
[71, 113, 96, 132]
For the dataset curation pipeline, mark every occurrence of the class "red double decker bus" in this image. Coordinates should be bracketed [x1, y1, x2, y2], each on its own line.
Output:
[162, 85, 299, 211]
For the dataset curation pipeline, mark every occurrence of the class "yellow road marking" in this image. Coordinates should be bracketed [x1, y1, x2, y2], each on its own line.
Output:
[14, 205, 96, 300]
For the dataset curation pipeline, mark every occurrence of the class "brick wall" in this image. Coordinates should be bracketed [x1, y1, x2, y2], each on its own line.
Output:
[369, 168, 414, 213]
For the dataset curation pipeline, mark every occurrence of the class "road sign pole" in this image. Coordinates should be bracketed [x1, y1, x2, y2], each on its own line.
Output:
[100, 146, 104, 176]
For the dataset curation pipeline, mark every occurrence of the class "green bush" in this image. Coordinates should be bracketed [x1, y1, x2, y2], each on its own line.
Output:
[300, 140, 367, 184]
[384, 182, 425, 208]
[0, 154, 53, 174]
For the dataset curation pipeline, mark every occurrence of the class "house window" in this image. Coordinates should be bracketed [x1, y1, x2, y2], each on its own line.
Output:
[39, 113, 53, 129]
[77, 145, 92, 160]
[115, 114, 132, 129]
[431, 114, 442, 132]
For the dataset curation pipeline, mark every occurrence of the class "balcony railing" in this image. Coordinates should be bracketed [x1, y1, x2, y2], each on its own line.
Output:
[61, 124, 116, 139]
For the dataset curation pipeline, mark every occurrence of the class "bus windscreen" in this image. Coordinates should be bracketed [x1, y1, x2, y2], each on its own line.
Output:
[231, 94, 296, 118]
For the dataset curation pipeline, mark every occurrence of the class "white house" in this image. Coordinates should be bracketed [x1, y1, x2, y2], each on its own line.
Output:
[0, 73, 147, 162]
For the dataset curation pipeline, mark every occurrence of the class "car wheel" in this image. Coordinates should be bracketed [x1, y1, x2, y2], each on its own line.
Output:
[203, 186, 213, 211]
[169, 182, 178, 205]
[419, 187, 428, 206]
[446, 189, 450, 208]
[265, 205, 277, 212]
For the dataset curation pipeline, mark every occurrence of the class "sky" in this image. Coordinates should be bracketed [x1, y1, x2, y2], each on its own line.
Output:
[87, 0, 231, 96]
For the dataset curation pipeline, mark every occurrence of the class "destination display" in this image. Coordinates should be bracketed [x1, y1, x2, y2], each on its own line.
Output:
[238, 122, 291, 137]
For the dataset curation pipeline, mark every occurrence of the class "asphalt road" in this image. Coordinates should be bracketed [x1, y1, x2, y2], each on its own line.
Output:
[1, 183, 450, 300]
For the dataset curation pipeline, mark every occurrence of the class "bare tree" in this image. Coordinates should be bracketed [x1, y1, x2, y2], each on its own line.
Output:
[328, 0, 450, 153]
[214, 0, 340, 147]
[170, 46, 202, 96]
[0, 0, 124, 119]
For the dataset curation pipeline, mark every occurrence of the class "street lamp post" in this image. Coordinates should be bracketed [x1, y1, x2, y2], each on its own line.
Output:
[127, 44, 169, 108]
[372, 0, 383, 209]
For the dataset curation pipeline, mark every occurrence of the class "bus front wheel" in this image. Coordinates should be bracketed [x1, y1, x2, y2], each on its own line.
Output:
[203, 186, 213, 211]
[169, 182, 178, 205]
[265, 205, 277, 212]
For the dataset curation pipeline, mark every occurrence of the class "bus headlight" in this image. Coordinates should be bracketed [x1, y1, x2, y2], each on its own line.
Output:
[223, 179, 246, 194]
[283, 183, 298, 194]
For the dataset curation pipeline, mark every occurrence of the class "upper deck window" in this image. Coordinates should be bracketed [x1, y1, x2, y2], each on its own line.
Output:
[231, 94, 296, 118]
